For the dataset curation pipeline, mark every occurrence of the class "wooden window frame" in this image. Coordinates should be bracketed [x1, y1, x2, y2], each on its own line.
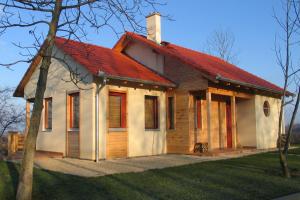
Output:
[69, 92, 80, 130]
[108, 91, 127, 129]
[145, 95, 159, 130]
[195, 97, 202, 130]
[44, 97, 52, 130]
[167, 96, 175, 130]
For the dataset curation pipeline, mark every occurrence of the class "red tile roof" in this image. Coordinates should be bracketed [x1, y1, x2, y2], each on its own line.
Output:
[54, 37, 174, 86]
[115, 32, 284, 94]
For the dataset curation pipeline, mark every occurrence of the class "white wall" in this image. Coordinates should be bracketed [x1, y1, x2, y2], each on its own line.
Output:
[125, 42, 164, 74]
[127, 87, 166, 157]
[254, 95, 282, 149]
[24, 47, 96, 159]
[236, 98, 257, 147]
[98, 85, 167, 158]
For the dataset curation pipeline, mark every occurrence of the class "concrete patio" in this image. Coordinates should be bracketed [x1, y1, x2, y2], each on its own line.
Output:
[33, 149, 266, 177]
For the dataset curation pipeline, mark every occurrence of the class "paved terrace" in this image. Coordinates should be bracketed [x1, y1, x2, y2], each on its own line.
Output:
[33, 149, 270, 177]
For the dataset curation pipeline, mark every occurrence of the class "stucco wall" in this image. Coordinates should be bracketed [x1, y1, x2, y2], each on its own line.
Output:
[125, 42, 164, 74]
[255, 95, 281, 149]
[236, 98, 257, 147]
[24, 47, 96, 159]
[98, 85, 166, 158]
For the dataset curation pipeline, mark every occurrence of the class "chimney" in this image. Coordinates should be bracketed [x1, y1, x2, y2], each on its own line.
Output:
[146, 12, 161, 44]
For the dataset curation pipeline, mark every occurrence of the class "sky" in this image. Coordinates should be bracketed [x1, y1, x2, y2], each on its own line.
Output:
[0, 0, 298, 122]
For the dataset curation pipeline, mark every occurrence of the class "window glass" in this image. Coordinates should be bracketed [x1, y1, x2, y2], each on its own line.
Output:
[145, 96, 159, 129]
[70, 93, 79, 129]
[168, 97, 175, 129]
[44, 98, 52, 130]
[263, 101, 270, 117]
[195, 98, 202, 129]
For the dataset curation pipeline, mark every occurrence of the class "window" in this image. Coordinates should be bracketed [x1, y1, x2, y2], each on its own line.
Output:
[69, 93, 80, 129]
[263, 100, 270, 117]
[145, 96, 159, 129]
[195, 97, 202, 129]
[44, 98, 52, 130]
[109, 92, 126, 128]
[168, 96, 175, 129]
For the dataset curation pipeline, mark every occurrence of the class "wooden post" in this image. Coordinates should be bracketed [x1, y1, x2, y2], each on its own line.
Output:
[8, 132, 18, 157]
[206, 90, 212, 151]
[231, 96, 237, 149]
[25, 100, 30, 136]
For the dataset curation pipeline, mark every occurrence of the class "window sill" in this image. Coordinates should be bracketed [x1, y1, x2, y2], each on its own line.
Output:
[109, 128, 127, 132]
[145, 129, 160, 132]
[42, 129, 52, 132]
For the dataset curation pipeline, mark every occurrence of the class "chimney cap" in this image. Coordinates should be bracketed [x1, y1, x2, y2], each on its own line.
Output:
[146, 12, 161, 18]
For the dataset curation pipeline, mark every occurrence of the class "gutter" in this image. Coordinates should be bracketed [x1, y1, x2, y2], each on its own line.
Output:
[215, 75, 292, 96]
[95, 71, 107, 163]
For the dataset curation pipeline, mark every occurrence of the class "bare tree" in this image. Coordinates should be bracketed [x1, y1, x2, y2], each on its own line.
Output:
[0, 1, 166, 199]
[274, 0, 300, 178]
[204, 28, 239, 64]
[0, 87, 24, 137]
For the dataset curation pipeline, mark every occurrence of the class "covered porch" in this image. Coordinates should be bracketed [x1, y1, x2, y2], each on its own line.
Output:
[190, 87, 254, 153]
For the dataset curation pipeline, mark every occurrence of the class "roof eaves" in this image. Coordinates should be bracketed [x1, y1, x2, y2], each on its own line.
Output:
[102, 74, 176, 88]
[216, 75, 293, 97]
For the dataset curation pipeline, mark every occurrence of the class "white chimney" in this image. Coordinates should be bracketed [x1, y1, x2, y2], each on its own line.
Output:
[146, 12, 161, 44]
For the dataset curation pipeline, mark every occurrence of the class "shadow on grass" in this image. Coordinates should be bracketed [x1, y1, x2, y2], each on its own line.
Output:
[5, 162, 19, 194]
[1, 162, 19, 200]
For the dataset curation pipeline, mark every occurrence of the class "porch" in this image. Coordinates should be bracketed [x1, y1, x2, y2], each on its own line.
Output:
[190, 87, 254, 153]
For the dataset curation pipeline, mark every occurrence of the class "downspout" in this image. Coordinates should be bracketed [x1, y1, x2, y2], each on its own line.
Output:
[95, 71, 107, 163]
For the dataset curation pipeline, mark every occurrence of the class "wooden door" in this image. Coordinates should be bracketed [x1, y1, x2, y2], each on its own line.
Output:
[67, 131, 79, 158]
[107, 92, 128, 159]
[67, 93, 80, 158]
[226, 103, 232, 148]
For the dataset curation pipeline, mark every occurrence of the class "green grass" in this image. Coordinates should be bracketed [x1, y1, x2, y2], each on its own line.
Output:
[1, 150, 300, 200]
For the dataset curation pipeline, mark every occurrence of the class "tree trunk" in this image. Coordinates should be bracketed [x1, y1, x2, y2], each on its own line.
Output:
[280, 151, 291, 178]
[16, 1, 62, 199]
[284, 87, 300, 156]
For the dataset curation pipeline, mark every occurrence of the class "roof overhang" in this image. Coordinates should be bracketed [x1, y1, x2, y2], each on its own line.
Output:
[13, 55, 42, 97]
[215, 75, 294, 97]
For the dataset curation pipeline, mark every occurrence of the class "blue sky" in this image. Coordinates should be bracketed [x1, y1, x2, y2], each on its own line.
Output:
[0, 0, 297, 122]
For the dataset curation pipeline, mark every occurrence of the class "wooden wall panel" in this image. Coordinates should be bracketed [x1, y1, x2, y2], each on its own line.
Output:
[106, 131, 128, 159]
[166, 91, 191, 154]
[190, 99, 227, 151]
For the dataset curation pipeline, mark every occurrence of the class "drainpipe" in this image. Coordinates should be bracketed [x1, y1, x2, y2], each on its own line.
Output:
[95, 71, 107, 163]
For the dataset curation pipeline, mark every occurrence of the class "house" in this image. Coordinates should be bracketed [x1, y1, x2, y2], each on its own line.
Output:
[14, 13, 287, 160]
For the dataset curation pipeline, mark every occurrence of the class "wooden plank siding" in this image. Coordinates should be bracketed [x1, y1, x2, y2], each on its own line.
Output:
[106, 131, 128, 159]
[189, 97, 227, 151]
[165, 55, 210, 154]
[166, 91, 191, 154]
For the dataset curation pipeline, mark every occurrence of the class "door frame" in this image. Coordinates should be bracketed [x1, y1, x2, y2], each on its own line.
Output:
[106, 89, 128, 159]
[66, 91, 81, 158]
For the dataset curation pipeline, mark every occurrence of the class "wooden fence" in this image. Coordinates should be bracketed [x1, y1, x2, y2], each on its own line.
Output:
[7, 131, 25, 156]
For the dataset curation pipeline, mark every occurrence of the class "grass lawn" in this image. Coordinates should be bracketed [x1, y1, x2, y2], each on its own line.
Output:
[0, 150, 300, 200]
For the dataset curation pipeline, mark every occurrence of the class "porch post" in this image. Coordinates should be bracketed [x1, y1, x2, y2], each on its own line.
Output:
[231, 96, 237, 149]
[25, 100, 30, 136]
[206, 90, 212, 151]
